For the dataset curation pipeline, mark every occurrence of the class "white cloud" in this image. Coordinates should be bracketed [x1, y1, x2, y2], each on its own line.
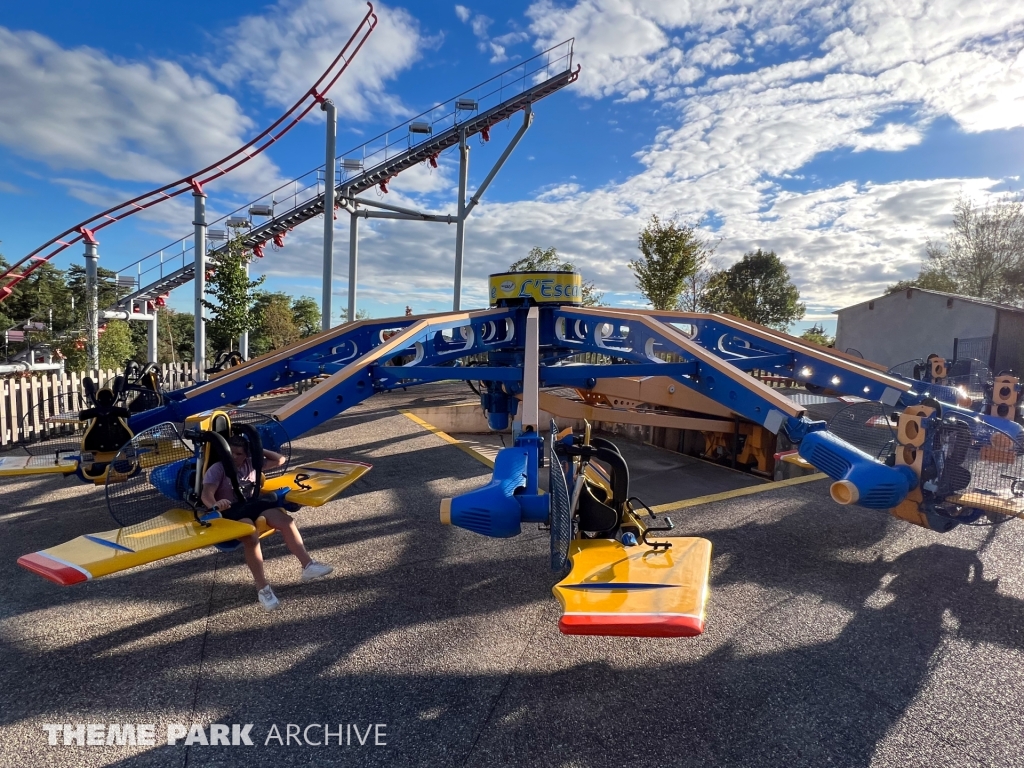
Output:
[0, 27, 272, 188]
[210, 0, 424, 123]
[0, 1, 425, 197]
[455, 5, 529, 64]
[508, 0, 1024, 315]
[470, 14, 494, 39]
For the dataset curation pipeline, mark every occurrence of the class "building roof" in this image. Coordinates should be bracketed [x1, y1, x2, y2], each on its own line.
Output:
[835, 288, 1024, 315]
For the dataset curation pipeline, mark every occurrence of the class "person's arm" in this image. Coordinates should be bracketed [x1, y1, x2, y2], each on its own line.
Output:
[262, 449, 287, 469]
[200, 464, 231, 511]
[201, 482, 231, 511]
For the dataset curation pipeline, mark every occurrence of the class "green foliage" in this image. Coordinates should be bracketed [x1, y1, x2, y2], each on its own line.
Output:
[885, 270, 958, 295]
[58, 337, 89, 372]
[66, 264, 132, 315]
[291, 296, 321, 337]
[507, 246, 604, 306]
[4, 262, 72, 327]
[339, 307, 371, 324]
[701, 249, 805, 330]
[630, 215, 715, 311]
[0, 253, 11, 332]
[202, 228, 264, 351]
[921, 192, 1024, 305]
[249, 292, 300, 356]
[0, 252, 147, 366]
[799, 323, 835, 347]
[98, 320, 136, 370]
[156, 308, 196, 364]
[508, 246, 567, 272]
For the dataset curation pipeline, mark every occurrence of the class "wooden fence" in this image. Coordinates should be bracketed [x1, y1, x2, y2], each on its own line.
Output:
[0, 364, 196, 447]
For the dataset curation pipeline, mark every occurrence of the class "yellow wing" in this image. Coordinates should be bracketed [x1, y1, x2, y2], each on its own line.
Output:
[18, 509, 255, 585]
[553, 537, 713, 638]
[262, 458, 372, 507]
[0, 454, 79, 477]
[18, 458, 372, 585]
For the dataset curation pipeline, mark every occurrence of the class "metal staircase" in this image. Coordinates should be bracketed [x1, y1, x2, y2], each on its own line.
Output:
[111, 40, 579, 313]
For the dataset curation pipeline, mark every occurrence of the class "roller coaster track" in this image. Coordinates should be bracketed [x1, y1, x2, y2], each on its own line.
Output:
[0, 2, 378, 303]
[110, 40, 579, 313]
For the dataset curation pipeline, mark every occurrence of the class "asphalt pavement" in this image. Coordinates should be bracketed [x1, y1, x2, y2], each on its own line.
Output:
[2, 383, 1023, 767]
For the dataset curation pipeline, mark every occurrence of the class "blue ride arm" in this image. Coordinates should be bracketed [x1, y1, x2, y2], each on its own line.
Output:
[798, 430, 917, 509]
[440, 447, 529, 538]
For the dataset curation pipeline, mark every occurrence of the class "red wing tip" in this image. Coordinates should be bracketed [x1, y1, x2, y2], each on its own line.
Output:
[17, 553, 89, 586]
[559, 614, 705, 638]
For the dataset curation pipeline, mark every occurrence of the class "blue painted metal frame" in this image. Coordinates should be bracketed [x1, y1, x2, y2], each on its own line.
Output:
[131, 306, 815, 439]
[551, 307, 808, 436]
[649, 313, 906, 406]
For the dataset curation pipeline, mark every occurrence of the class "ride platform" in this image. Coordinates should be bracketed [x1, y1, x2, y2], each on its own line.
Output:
[553, 537, 713, 638]
[17, 509, 255, 586]
[0, 454, 78, 477]
[261, 458, 372, 508]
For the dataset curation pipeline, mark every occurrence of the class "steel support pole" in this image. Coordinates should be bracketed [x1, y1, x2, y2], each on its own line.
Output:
[522, 307, 540, 431]
[465, 105, 532, 216]
[84, 240, 99, 371]
[193, 189, 207, 382]
[347, 210, 358, 324]
[453, 129, 469, 311]
[239, 258, 249, 359]
[148, 313, 158, 362]
[322, 99, 337, 332]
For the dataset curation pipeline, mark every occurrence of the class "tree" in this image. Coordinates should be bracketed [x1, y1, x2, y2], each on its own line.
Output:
[250, 292, 300, 356]
[3, 262, 72, 333]
[885, 270, 958, 295]
[291, 296, 321, 337]
[920, 192, 1024, 305]
[678, 254, 721, 312]
[202, 228, 264, 352]
[97, 320, 136, 370]
[507, 247, 604, 306]
[0, 253, 12, 334]
[262, 301, 300, 351]
[57, 337, 89, 372]
[339, 307, 370, 324]
[701, 249, 805, 330]
[66, 264, 132, 319]
[800, 323, 835, 347]
[629, 215, 716, 310]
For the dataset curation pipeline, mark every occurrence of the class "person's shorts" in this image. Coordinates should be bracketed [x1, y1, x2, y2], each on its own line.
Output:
[218, 496, 283, 523]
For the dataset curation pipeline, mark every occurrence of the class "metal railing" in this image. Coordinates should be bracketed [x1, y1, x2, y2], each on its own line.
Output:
[110, 39, 577, 309]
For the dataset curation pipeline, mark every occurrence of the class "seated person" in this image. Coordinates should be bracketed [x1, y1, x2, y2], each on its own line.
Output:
[200, 435, 332, 611]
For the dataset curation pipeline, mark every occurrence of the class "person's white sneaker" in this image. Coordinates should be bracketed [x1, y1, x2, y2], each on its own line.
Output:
[257, 585, 279, 611]
[301, 561, 333, 582]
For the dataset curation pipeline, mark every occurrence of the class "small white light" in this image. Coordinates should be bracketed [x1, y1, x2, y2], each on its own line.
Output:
[863, 386, 871, 393]
[830, 376, 841, 386]
[799, 367, 812, 377]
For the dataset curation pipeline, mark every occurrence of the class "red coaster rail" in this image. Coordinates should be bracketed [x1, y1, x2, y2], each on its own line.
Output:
[0, 2, 378, 302]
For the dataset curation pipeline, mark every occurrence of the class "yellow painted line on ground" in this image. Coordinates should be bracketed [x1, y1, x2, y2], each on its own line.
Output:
[399, 410, 495, 469]
[650, 472, 828, 514]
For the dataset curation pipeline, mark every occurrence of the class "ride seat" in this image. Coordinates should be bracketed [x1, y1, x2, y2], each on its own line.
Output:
[577, 442, 629, 536]
[79, 388, 132, 454]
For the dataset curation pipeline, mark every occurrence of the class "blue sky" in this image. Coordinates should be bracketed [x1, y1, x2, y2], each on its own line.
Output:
[2, 0, 1023, 337]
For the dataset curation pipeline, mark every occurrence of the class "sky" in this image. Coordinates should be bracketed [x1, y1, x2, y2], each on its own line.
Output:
[1, 0, 1023, 336]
